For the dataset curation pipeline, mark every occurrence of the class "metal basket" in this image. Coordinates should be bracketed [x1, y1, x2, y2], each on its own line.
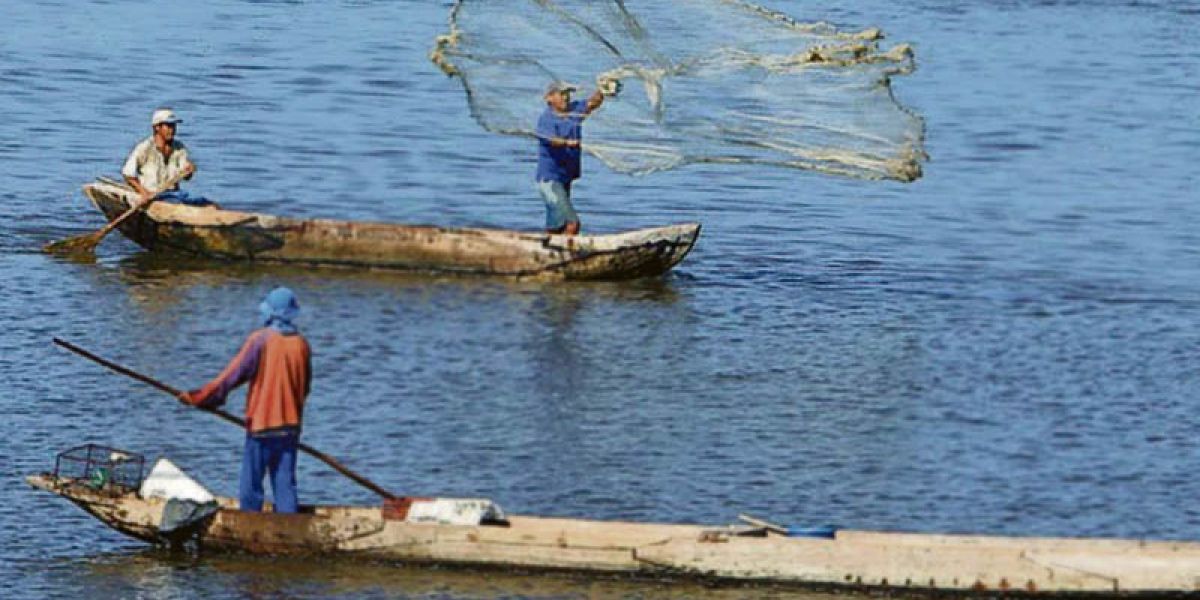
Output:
[53, 444, 145, 496]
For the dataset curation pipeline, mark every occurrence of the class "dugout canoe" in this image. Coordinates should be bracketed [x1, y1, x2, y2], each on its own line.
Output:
[27, 471, 1200, 596]
[79, 178, 700, 280]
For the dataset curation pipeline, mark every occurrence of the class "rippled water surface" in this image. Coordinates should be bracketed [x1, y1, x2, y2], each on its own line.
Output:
[2, 1, 1198, 598]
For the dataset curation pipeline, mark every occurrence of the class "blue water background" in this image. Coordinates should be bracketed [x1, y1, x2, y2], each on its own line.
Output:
[1, 1, 1198, 598]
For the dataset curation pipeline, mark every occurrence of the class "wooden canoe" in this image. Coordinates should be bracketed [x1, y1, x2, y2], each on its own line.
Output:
[80, 178, 700, 281]
[27, 473, 1200, 595]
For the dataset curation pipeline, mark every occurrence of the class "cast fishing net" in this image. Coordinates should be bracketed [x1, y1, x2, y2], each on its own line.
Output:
[432, 0, 926, 182]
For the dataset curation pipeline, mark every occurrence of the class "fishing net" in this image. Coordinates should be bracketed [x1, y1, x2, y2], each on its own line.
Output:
[431, 0, 926, 182]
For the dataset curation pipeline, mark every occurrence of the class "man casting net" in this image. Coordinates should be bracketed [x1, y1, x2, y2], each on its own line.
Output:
[432, 0, 926, 183]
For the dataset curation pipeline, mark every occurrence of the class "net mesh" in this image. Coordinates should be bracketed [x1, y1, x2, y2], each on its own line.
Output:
[432, 0, 926, 182]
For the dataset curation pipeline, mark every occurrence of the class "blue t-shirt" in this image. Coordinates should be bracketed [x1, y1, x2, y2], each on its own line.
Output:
[535, 99, 587, 183]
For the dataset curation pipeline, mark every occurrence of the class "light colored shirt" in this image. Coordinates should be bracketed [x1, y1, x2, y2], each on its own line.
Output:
[121, 136, 194, 192]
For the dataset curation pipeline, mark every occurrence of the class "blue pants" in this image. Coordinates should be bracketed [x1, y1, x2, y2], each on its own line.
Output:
[240, 432, 299, 513]
[536, 179, 579, 230]
[155, 190, 213, 207]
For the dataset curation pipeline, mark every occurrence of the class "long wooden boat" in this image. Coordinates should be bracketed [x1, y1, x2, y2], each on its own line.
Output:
[27, 471, 1200, 596]
[80, 178, 700, 281]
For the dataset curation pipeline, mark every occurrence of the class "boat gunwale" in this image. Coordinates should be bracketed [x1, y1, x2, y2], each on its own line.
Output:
[83, 178, 700, 245]
[80, 178, 700, 280]
[27, 473, 1200, 597]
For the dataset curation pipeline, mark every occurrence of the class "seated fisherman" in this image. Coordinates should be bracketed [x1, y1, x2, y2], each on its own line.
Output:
[122, 108, 207, 206]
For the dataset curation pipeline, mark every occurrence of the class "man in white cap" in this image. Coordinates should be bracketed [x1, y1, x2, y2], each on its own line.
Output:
[535, 77, 619, 235]
[122, 108, 198, 205]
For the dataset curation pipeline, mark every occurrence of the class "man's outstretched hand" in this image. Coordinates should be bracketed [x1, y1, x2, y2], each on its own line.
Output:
[597, 76, 622, 97]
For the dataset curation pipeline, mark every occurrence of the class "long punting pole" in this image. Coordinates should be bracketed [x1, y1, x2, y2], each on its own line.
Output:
[52, 337, 396, 501]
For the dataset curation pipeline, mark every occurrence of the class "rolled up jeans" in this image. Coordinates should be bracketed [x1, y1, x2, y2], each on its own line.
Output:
[536, 179, 579, 231]
[240, 429, 299, 513]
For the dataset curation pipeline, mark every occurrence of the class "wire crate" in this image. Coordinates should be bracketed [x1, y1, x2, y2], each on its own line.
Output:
[53, 444, 145, 496]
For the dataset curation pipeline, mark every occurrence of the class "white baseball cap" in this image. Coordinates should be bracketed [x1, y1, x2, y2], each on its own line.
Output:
[151, 108, 182, 126]
[544, 81, 578, 96]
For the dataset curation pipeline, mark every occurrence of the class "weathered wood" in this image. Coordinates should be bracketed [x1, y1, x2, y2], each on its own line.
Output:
[737, 512, 788, 535]
[80, 179, 700, 281]
[26, 473, 1200, 595]
[44, 172, 189, 255]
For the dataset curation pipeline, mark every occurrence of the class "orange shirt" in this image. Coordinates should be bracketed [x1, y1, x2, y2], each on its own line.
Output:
[188, 328, 312, 434]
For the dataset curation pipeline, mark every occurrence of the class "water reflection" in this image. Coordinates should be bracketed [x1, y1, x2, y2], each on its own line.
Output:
[529, 291, 585, 399]
[56, 548, 831, 600]
[108, 252, 684, 311]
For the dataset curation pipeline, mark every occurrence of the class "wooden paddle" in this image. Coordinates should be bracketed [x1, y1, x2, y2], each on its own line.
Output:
[52, 337, 397, 501]
[43, 170, 190, 255]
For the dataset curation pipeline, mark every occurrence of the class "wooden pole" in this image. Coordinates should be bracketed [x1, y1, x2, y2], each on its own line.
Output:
[52, 337, 396, 501]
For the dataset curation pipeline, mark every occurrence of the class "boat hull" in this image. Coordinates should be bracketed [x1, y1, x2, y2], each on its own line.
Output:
[26, 474, 1200, 596]
[81, 180, 700, 281]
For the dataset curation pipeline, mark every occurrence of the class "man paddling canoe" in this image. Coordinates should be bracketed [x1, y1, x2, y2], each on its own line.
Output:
[122, 108, 205, 206]
[179, 287, 313, 513]
[534, 77, 620, 235]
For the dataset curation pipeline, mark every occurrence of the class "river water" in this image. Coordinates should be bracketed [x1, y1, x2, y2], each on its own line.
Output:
[1, 1, 1197, 598]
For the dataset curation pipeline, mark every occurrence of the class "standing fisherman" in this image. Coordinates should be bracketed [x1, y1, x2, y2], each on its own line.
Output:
[179, 287, 313, 513]
[534, 77, 619, 235]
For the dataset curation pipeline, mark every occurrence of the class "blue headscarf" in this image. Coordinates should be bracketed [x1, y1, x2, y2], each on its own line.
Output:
[259, 287, 300, 334]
